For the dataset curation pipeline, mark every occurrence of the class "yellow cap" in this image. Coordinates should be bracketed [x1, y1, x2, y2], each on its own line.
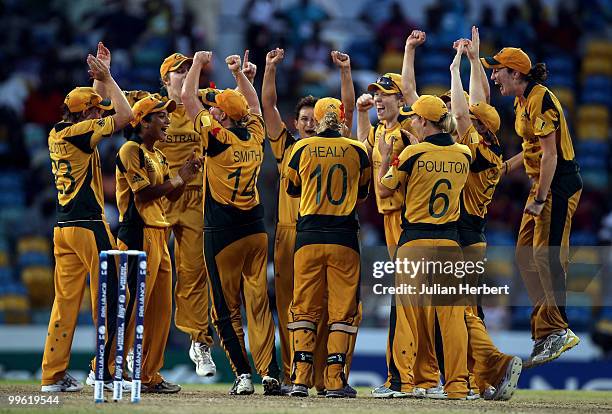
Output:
[64, 87, 113, 113]
[469, 102, 500, 136]
[367, 73, 402, 94]
[406, 95, 449, 122]
[205, 89, 249, 121]
[313, 97, 344, 122]
[439, 89, 470, 105]
[160, 53, 193, 79]
[481, 47, 532, 75]
[130, 95, 177, 127]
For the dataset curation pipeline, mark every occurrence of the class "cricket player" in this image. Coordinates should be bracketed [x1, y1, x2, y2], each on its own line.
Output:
[262, 47, 359, 396]
[285, 98, 370, 398]
[41, 55, 132, 392]
[182, 51, 281, 396]
[116, 95, 202, 393]
[482, 44, 582, 366]
[451, 39, 522, 400]
[377, 95, 471, 399]
[93, 42, 216, 376]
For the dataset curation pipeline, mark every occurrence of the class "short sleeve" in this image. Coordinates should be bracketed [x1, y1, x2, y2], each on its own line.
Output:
[457, 123, 479, 161]
[246, 114, 265, 144]
[381, 147, 413, 191]
[269, 123, 297, 164]
[530, 90, 560, 137]
[64, 116, 115, 152]
[194, 109, 215, 149]
[117, 143, 150, 193]
[285, 142, 305, 197]
[353, 143, 371, 200]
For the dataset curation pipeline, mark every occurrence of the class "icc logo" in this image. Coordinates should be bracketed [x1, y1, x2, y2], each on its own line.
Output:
[136, 325, 144, 334]
[98, 326, 106, 335]
[101, 262, 107, 270]
[140, 261, 147, 270]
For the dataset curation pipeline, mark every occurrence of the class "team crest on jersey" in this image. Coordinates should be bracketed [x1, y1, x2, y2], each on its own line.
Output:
[97, 118, 106, 127]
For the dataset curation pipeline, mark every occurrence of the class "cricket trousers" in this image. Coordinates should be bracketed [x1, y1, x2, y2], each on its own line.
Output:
[275, 224, 360, 390]
[120, 226, 172, 387]
[42, 221, 118, 385]
[290, 232, 360, 392]
[387, 237, 469, 399]
[205, 221, 279, 378]
[516, 173, 582, 340]
[163, 185, 212, 346]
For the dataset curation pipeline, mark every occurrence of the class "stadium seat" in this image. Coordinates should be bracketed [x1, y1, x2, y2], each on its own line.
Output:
[21, 266, 54, 309]
[576, 105, 609, 140]
[585, 39, 612, 59]
[17, 251, 51, 268]
[2, 283, 30, 324]
[581, 56, 612, 77]
[17, 236, 51, 256]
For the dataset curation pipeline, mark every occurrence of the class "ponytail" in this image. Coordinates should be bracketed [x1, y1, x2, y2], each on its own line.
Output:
[316, 112, 342, 134]
[430, 112, 456, 135]
[526, 63, 548, 83]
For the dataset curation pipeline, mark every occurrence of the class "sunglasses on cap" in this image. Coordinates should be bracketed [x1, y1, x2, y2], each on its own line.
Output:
[375, 76, 401, 92]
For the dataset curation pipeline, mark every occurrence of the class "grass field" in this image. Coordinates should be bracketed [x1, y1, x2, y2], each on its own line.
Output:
[1, 381, 611, 414]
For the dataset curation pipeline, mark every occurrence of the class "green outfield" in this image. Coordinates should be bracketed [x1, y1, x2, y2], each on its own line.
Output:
[1, 381, 611, 414]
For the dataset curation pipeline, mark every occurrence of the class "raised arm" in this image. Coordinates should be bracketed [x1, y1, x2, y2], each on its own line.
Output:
[182, 51, 211, 121]
[227, 54, 261, 116]
[401, 30, 426, 106]
[356, 93, 374, 144]
[261, 48, 285, 140]
[87, 54, 132, 131]
[450, 43, 471, 139]
[331, 51, 355, 132]
[465, 26, 490, 104]
[93, 42, 110, 98]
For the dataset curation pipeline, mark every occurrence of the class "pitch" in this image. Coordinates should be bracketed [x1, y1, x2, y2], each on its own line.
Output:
[1, 382, 611, 414]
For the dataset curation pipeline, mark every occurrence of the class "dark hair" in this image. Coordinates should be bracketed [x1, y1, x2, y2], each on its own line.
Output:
[123, 113, 153, 138]
[294, 95, 318, 119]
[526, 63, 548, 83]
[61, 104, 84, 123]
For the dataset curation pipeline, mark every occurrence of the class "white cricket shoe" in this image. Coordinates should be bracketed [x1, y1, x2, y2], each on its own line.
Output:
[41, 372, 84, 392]
[189, 341, 216, 377]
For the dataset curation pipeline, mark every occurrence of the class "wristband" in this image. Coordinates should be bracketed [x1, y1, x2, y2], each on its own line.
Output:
[533, 197, 546, 205]
[170, 175, 184, 188]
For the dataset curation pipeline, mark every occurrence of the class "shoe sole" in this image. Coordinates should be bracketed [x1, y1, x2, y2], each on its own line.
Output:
[41, 386, 83, 392]
[372, 391, 409, 398]
[525, 335, 580, 369]
[190, 347, 216, 377]
[494, 357, 522, 401]
[325, 393, 345, 398]
[262, 379, 281, 396]
[290, 391, 308, 397]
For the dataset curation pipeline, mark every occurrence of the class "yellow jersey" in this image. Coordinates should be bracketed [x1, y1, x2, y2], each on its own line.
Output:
[381, 133, 471, 241]
[48, 116, 115, 222]
[193, 110, 265, 229]
[514, 81, 578, 179]
[125, 90, 204, 187]
[116, 137, 171, 229]
[269, 124, 301, 226]
[457, 124, 503, 233]
[285, 130, 371, 233]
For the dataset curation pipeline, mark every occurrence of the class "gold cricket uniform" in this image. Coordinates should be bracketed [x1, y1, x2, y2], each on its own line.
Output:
[456, 124, 514, 392]
[124, 90, 212, 346]
[116, 136, 173, 386]
[381, 132, 471, 398]
[270, 124, 330, 389]
[514, 82, 582, 339]
[285, 130, 370, 391]
[42, 116, 119, 385]
[194, 110, 279, 378]
[365, 108, 415, 253]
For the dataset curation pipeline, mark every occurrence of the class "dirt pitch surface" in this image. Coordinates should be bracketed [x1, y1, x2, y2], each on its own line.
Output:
[1, 382, 611, 414]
